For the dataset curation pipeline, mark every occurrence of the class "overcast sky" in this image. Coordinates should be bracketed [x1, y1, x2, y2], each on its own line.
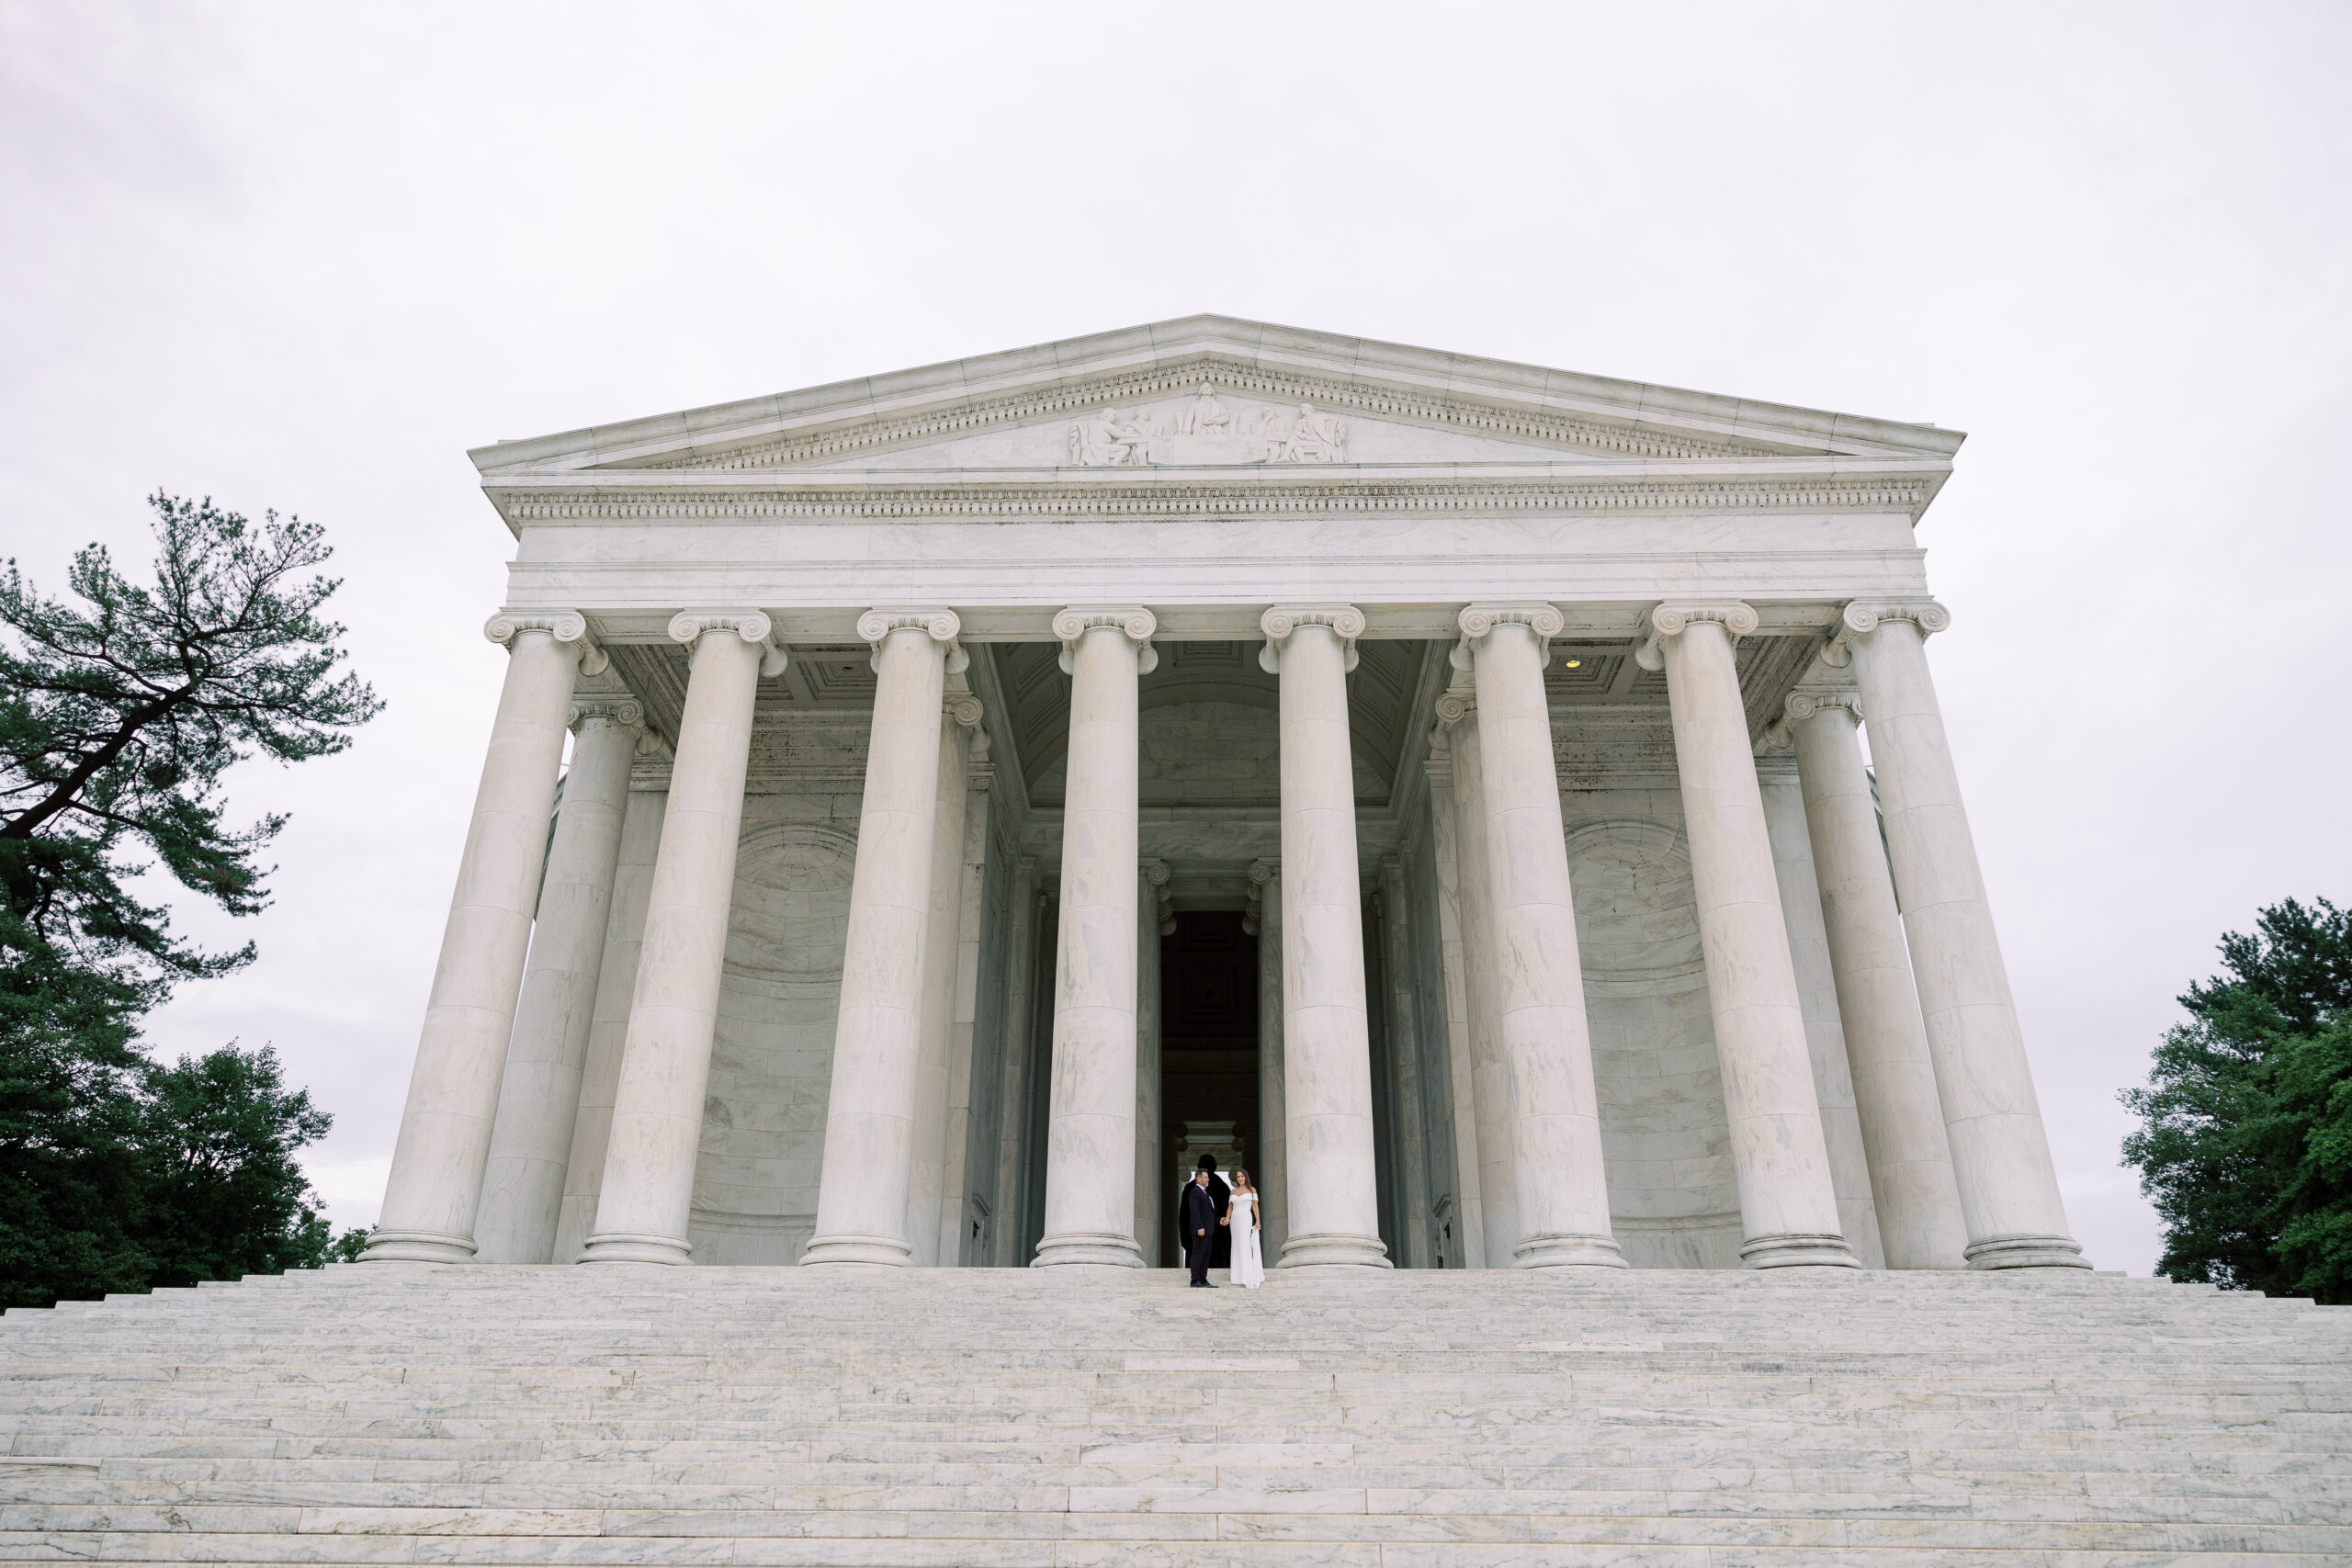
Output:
[5, 4, 2346, 1274]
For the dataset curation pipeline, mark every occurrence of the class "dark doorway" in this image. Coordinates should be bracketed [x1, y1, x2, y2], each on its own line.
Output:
[1158, 911, 1261, 1268]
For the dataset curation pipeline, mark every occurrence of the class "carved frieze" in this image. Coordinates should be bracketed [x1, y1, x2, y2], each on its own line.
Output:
[1068, 387, 1348, 467]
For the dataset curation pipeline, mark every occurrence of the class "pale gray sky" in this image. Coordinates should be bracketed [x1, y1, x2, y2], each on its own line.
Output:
[5, 3, 2346, 1273]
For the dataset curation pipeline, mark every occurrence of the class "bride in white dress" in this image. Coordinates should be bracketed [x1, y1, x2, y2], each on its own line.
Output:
[1227, 1168, 1265, 1289]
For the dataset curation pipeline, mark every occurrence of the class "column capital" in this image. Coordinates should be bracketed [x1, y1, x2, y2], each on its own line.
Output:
[1053, 605, 1157, 674]
[1243, 858, 1276, 935]
[1634, 601, 1758, 671]
[949, 694, 994, 789]
[1821, 598, 1951, 667]
[859, 607, 965, 674]
[669, 609, 789, 677]
[1141, 858, 1175, 935]
[568, 695, 643, 734]
[485, 608, 608, 677]
[1259, 604, 1363, 673]
[1458, 603, 1562, 671]
[1760, 687, 1861, 750]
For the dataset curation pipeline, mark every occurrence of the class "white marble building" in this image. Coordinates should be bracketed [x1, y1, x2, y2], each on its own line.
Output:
[363, 317, 2085, 1278]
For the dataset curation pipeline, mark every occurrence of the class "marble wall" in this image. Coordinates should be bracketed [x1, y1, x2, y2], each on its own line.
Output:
[688, 803, 861, 1266]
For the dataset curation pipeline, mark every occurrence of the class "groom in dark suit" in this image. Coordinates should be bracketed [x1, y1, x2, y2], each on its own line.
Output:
[1182, 1165, 1222, 1287]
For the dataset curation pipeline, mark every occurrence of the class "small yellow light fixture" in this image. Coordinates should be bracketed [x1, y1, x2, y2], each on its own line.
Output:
[1563, 659, 1583, 669]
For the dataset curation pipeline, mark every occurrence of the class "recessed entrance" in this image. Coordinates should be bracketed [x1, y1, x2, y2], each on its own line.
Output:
[1157, 910, 1260, 1268]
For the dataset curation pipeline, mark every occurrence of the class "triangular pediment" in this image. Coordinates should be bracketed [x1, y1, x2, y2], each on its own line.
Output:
[469, 316, 1964, 482]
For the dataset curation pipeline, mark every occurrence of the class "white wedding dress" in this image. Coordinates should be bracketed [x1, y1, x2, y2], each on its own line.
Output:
[1228, 1190, 1264, 1288]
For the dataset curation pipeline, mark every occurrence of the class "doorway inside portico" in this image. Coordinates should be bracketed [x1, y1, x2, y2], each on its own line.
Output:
[1156, 911, 1261, 1268]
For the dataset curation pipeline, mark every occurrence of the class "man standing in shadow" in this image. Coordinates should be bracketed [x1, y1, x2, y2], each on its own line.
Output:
[1182, 1162, 1224, 1287]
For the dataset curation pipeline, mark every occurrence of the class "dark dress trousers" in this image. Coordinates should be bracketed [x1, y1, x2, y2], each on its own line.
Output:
[1182, 1181, 1220, 1283]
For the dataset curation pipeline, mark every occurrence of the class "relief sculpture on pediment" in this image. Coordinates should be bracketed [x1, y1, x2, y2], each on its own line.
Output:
[1067, 384, 1348, 466]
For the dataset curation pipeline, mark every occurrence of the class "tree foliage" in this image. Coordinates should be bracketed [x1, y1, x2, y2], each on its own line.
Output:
[1, 494, 379, 1306]
[2121, 897, 2352, 1303]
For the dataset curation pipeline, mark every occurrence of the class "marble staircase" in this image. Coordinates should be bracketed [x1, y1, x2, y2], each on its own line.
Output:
[2, 1264, 2348, 1565]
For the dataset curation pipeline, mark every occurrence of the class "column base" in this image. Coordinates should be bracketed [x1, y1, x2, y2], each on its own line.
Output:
[358, 1229, 476, 1264]
[1964, 1234, 2092, 1270]
[579, 1232, 693, 1266]
[1031, 1231, 1144, 1269]
[799, 1234, 912, 1268]
[1740, 1233, 1861, 1269]
[1513, 1233, 1629, 1269]
[1277, 1232, 1394, 1269]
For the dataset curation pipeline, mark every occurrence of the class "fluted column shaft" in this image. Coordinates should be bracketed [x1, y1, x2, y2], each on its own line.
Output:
[582, 614, 775, 1264]
[1443, 705, 1518, 1267]
[801, 612, 961, 1267]
[553, 776, 667, 1263]
[367, 615, 593, 1262]
[1462, 607, 1623, 1269]
[903, 707, 971, 1266]
[990, 858, 1044, 1265]
[1756, 750, 1888, 1268]
[1421, 750, 1488, 1269]
[1646, 604, 1856, 1268]
[1837, 604, 2085, 1269]
[1249, 861, 1289, 1260]
[1377, 856, 1433, 1269]
[1789, 693, 1969, 1269]
[1133, 863, 1169, 1264]
[1033, 608, 1155, 1269]
[473, 701, 640, 1263]
[1262, 606, 1389, 1269]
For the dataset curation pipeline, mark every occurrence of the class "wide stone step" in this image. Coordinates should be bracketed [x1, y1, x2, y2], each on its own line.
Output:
[4, 1268, 2345, 1562]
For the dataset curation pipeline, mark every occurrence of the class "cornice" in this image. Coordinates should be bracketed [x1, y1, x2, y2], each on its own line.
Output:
[469, 317, 1966, 479]
[488, 469, 1939, 531]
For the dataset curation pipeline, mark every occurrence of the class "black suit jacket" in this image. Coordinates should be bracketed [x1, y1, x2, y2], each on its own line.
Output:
[1181, 1181, 1220, 1249]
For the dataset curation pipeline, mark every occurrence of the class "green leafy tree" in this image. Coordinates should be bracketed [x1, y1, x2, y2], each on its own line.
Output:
[133, 1043, 352, 1286]
[1, 494, 380, 1306]
[2122, 897, 2352, 1303]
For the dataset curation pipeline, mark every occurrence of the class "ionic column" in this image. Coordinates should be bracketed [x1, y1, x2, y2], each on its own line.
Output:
[1829, 602, 2086, 1269]
[580, 612, 782, 1265]
[935, 703, 993, 1266]
[1420, 744, 1488, 1269]
[1377, 856, 1433, 1269]
[1755, 739, 1887, 1268]
[1133, 861, 1171, 1264]
[1261, 605, 1388, 1269]
[1436, 693, 1518, 1268]
[552, 767, 667, 1264]
[1246, 859, 1288, 1260]
[1640, 603, 1855, 1268]
[365, 611, 602, 1263]
[799, 610, 963, 1268]
[1460, 604, 1623, 1269]
[903, 696, 975, 1266]
[1032, 607, 1156, 1269]
[989, 857, 1044, 1265]
[473, 696, 642, 1264]
[1785, 689, 1969, 1269]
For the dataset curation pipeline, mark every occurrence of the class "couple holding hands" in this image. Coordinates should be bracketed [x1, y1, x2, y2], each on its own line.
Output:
[1179, 1155, 1264, 1289]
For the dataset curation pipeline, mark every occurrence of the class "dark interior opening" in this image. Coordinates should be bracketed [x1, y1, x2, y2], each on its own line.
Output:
[1157, 910, 1261, 1268]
